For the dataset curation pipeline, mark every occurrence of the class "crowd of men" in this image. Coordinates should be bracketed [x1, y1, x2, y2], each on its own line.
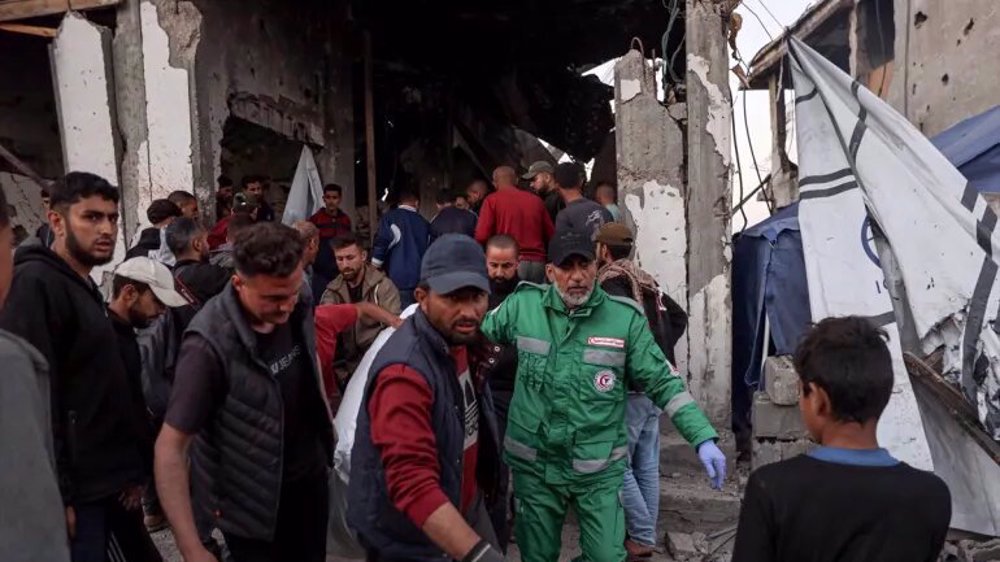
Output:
[0, 160, 952, 562]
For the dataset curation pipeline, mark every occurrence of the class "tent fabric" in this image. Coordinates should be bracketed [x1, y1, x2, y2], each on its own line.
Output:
[732, 104, 1000, 394]
[930, 104, 1000, 194]
[732, 203, 809, 392]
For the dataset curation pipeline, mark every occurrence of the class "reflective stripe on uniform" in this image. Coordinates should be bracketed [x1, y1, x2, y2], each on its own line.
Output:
[571, 445, 628, 474]
[664, 391, 695, 417]
[505, 435, 539, 461]
[582, 349, 626, 367]
[516, 336, 551, 355]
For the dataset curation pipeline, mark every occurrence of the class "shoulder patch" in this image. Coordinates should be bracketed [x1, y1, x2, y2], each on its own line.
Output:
[606, 294, 645, 314]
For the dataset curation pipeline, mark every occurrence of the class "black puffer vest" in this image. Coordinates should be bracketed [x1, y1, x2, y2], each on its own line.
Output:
[348, 309, 501, 560]
[186, 285, 333, 540]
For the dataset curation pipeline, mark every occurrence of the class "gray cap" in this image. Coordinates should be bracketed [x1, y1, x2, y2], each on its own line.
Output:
[522, 161, 555, 180]
[420, 234, 491, 295]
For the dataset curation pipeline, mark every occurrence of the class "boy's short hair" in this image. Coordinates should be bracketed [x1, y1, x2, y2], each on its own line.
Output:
[323, 184, 343, 195]
[793, 316, 894, 424]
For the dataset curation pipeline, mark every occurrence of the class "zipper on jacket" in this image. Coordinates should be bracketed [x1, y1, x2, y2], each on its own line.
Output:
[68, 410, 78, 463]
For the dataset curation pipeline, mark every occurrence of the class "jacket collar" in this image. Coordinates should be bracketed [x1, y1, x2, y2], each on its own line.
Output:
[411, 307, 453, 361]
[542, 282, 605, 318]
[330, 262, 386, 294]
[218, 284, 306, 358]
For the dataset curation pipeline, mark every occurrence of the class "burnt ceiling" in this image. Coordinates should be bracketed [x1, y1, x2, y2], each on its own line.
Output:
[353, 0, 681, 161]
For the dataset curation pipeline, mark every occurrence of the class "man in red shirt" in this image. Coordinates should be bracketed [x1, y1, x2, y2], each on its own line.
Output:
[474, 165, 554, 284]
[348, 234, 503, 562]
[314, 302, 401, 410]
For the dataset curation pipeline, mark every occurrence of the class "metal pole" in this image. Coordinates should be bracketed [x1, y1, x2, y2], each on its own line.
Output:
[364, 30, 378, 243]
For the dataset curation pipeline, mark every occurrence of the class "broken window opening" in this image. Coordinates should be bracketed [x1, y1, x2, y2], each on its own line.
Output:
[0, 29, 61, 239]
[219, 116, 308, 221]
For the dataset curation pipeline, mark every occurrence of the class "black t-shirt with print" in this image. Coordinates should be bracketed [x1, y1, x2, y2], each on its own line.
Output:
[255, 322, 325, 481]
[165, 323, 325, 482]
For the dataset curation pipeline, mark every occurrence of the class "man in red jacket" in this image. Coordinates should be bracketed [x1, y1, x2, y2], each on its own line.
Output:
[473, 166, 553, 283]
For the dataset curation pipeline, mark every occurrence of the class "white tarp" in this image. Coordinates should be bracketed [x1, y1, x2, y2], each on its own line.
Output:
[328, 304, 418, 557]
[282, 146, 324, 225]
[790, 37, 1000, 535]
[788, 38, 933, 472]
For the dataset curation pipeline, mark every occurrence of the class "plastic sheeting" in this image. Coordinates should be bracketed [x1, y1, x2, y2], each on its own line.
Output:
[931, 104, 1000, 194]
[328, 304, 419, 557]
[282, 146, 325, 226]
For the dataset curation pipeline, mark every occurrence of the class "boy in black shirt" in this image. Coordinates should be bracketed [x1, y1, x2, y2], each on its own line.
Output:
[733, 316, 951, 562]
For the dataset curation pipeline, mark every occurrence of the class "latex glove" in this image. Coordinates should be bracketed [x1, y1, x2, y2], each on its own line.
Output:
[697, 440, 727, 490]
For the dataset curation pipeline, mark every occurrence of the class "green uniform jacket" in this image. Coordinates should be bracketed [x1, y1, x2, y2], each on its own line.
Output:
[480, 282, 717, 480]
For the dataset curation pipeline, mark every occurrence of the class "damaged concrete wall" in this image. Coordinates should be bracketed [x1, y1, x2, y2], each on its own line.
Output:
[889, 0, 1000, 135]
[685, 0, 733, 426]
[614, 50, 689, 375]
[190, 0, 354, 217]
[51, 11, 126, 284]
[0, 172, 46, 236]
[114, 0, 199, 240]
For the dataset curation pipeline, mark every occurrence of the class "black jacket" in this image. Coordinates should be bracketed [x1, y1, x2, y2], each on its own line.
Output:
[109, 310, 156, 476]
[187, 286, 333, 540]
[478, 276, 520, 394]
[0, 245, 146, 504]
[601, 275, 687, 365]
[125, 227, 161, 260]
[138, 259, 229, 419]
[349, 309, 501, 560]
[430, 206, 477, 239]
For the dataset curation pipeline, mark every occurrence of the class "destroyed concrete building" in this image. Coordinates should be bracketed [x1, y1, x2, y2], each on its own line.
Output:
[745, 0, 1000, 208]
[0, 0, 739, 426]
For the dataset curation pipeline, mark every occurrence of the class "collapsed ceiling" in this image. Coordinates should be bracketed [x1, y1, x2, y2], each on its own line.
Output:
[354, 0, 681, 162]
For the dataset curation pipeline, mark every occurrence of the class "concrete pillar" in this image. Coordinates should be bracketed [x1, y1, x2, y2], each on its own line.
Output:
[50, 11, 125, 284]
[113, 0, 200, 241]
[685, 0, 733, 426]
[613, 49, 689, 374]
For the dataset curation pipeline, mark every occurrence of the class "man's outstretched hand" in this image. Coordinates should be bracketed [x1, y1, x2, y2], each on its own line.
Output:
[697, 440, 727, 490]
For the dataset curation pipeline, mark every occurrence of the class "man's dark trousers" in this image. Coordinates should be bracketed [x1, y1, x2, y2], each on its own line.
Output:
[223, 471, 329, 562]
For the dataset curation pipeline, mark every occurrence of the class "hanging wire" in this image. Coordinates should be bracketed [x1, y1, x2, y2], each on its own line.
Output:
[733, 91, 750, 232]
[742, 1, 775, 41]
[660, 0, 684, 92]
[754, 0, 783, 30]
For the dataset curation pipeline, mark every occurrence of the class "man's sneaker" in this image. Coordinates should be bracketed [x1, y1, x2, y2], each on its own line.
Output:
[624, 538, 654, 559]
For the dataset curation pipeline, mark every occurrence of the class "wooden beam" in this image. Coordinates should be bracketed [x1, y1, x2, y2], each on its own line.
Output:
[363, 30, 378, 243]
[0, 21, 56, 36]
[0, 0, 121, 23]
[904, 352, 1000, 466]
[745, 0, 853, 89]
[0, 141, 51, 191]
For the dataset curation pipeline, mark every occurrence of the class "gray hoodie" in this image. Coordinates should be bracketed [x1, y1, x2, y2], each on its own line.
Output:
[0, 330, 70, 562]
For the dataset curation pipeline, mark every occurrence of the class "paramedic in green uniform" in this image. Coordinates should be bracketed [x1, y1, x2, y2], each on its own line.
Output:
[480, 230, 726, 562]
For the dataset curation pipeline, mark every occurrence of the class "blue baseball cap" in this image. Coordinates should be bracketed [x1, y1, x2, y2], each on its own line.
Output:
[420, 234, 491, 295]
